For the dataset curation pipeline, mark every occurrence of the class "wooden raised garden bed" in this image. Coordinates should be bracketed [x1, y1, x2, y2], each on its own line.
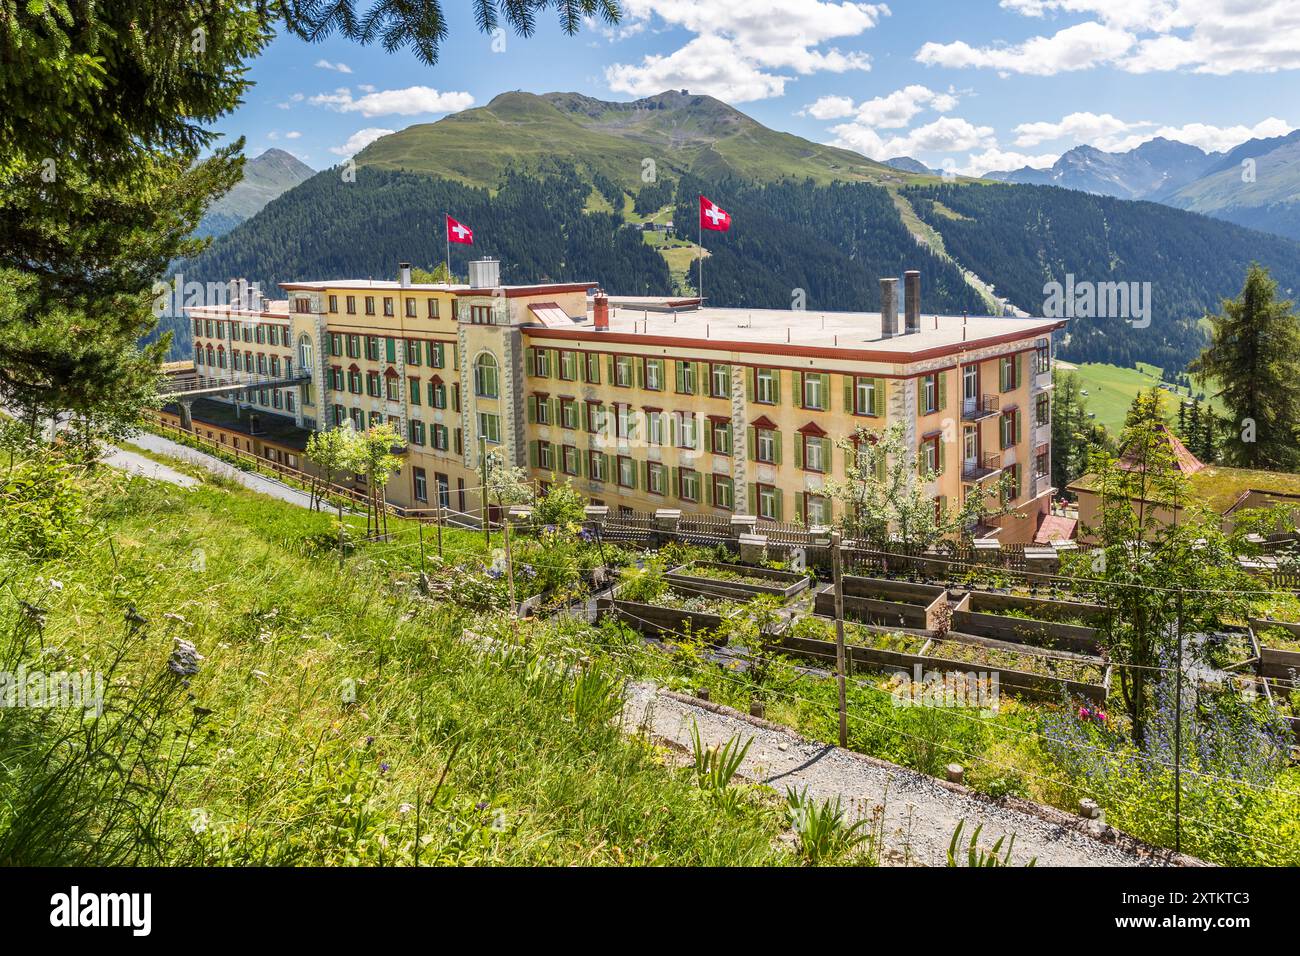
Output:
[596, 586, 740, 645]
[812, 575, 948, 630]
[665, 561, 810, 601]
[950, 591, 1104, 655]
[1249, 618, 1300, 680]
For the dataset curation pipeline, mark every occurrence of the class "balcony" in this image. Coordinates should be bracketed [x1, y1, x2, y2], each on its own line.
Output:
[962, 452, 1004, 482]
[961, 393, 999, 422]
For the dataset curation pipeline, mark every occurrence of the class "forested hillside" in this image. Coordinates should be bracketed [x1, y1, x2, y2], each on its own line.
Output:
[905, 182, 1300, 369]
[672, 176, 989, 315]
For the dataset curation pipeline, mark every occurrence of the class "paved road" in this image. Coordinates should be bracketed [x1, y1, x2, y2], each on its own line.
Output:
[110, 432, 319, 509]
[624, 681, 1194, 867]
[100, 445, 199, 488]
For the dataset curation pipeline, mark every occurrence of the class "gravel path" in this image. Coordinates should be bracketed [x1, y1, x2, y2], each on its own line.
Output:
[623, 681, 1197, 867]
[119, 432, 318, 509]
[100, 445, 199, 488]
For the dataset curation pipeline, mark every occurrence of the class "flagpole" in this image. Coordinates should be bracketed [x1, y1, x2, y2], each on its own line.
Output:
[698, 199, 703, 302]
[444, 212, 451, 285]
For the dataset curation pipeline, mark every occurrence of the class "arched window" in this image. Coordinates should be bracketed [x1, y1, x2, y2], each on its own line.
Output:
[474, 352, 499, 399]
[299, 333, 313, 371]
[206, 344, 214, 366]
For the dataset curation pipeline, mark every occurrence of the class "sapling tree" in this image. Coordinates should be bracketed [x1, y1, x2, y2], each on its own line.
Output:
[358, 425, 404, 539]
[305, 424, 363, 512]
[1067, 414, 1251, 743]
[824, 423, 1016, 551]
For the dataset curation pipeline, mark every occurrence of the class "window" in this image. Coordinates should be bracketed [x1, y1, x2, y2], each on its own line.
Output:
[711, 363, 730, 398]
[559, 350, 576, 381]
[755, 368, 776, 404]
[478, 412, 501, 444]
[647, 462, 666, 495]
[679, 468, 699, 502]
[618, 456, 636, 488]
[365, 336, 380, 361]
[677, 412, 698, 449]
[532, 348, 551, 378]
[586, 402, 606, 433]
[1000, 354, 1021, 392]
[561, 445, 580, 476]
[756, 427, 778, 464]
[409, 419, 426, 446]
[432, 424, 449, 451]
[427, 298, 439, 319]
[385, 376, 400, 401]
[710, 419, 732, 455]
[474, 353, 499, 398]
[1005, 463, 1021, 503]
[405, 297, 416, 318]
[329, 333, 343, 357]
[1036, 392, 1051, 426]
[350, 407, 364, 430]
[921, 434, 942, 474]
[328, 295, 338, 313]
[758, 484, 779, 520]
[406, 341, 421, 366]
[532, 394, 551, 425]
[803, 434, 827, 473]
[1035, 338, 1051, 374]
[646, 410, 663, 445]
[429, 342, 446, 368]
[920, 373, 939, 414]
[560, 399, 578, 430]
[854, 376, 881, 416]
[589, 451, 607, 482]
[413, 467, 428, 503]
[644, 358, 663, 391]
[1035, 449, 1049, 478]
[805, 494, 830, 526]
[676, 361, 696, 395]
[346, 335, 361, 359]
[802, 373, 826, 410]
[431, 381, 447, 409]
[294, 298, 310, 314]
[1000, 408, 1020, 448]
[345, 295, 356, 315]
[270, 355, 281, 376]
[470, 304, 497, 325]
[537, 441, 554, 470]
[583, 352, 601, 384]
[615, 355, 633, 387]
[298, 334, 313, 371]
[713, 475, 734, 510]
[364, 296, 375, 316]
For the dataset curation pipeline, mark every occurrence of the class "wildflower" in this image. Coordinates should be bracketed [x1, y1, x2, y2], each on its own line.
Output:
[48, 579, 63, 591]
[398, 803, 414, 815]
[365, 736, 375, 748]
[167, 638, 204, 677]
[189, 808, 210, 835]
[379, 762, 390, 775]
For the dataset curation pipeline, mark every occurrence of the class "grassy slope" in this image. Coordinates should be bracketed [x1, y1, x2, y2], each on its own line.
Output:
[0, 469, 787, 866]
[1068, 361, 1225, 434]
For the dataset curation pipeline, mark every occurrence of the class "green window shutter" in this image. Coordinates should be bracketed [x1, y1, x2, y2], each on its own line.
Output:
[745, 368, 754, 401]
[704, 424, 713, 454]
[642, 460, 650, 490]
[602, 453, 611, 480]
[606, 355, 615, 382]
[529, 441, 539, 469]
[792, 370, 803, 407]
[844, 375, 855, 413]
[746, 425, 756, 461]
[795, 493, 805, 524]
[1015, 352, 1023, 388]
[821, 437, 832, 470]
[794, 436, 804, 469]
[773, 489, 784, 521]
[771, 370, 781, 404]
[917, 377, 925, 408]
[938, 438, 946, 474]
[1000, 358, 1008, 392]
[773, 430, 783, 465]
[635, 359, 645, 389]
[527, 396, 536, 424]
[938, 372, 947, 411]
[872, 379, 884, 417]
[674, 361, 685, 393]
[452, 344, 459, 370]
[1016, 408, 1023, 445]
[386, 338, 397, 363]
[704, 477, 713, 505]
[875, 457, 886, 482]
[549, 397, 560, 424]
[748, 482, 757, 515]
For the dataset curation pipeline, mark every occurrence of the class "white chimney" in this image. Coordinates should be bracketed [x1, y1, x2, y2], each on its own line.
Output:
[468, 257, 500, 289]
[399, 261, 412, 288]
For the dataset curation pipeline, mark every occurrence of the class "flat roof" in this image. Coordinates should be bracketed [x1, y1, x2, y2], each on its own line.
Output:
[543, 303, 1063, 355]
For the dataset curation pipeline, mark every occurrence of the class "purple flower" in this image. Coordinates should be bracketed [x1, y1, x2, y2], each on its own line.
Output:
[379, 762, 390, 775]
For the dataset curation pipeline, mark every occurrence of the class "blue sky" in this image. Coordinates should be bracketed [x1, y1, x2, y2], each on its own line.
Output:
[223, 0, 1300, 175]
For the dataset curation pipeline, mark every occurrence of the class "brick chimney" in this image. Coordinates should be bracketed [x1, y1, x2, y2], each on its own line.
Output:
[904, 270, 921, 334]
[880, 277, 899, 338]
[593, 289, 610, 331]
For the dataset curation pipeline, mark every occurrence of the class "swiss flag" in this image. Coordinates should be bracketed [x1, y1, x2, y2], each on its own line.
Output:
[446, 214, 474, 245]
[699, 195, 731, 232]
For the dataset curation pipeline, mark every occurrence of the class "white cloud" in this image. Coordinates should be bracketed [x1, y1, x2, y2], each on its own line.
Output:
[1102, 117, 1295, 154]
[276, 93, 305, 110]
[917, 21, 1135, 75]
[849, 84, 959, 128]
[955, 148, 1060, 176]
[311, 86, 475, 117]
[1013, 111, 1149, 147]
[801, 95, 856, 120]
[606, 0, 888, 102]
[330, 127, 396, 158]
[921, 1, 1300, 76]
[831, 114, 996, 159]
[315, 59, 353, 74]
[284, 131, 302, 140]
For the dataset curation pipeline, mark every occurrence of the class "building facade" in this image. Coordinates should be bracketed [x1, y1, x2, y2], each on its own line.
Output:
[187, 260, 1065, 542]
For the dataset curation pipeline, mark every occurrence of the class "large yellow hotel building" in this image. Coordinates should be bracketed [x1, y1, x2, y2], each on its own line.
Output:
[184, 259, 1064, 542]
